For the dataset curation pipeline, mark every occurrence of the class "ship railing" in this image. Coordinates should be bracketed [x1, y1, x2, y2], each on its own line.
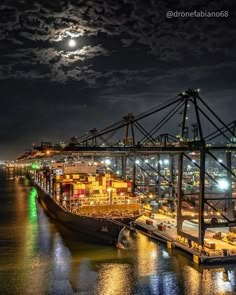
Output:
[76, 201, 139, 206]
[70, 210, 140, 218]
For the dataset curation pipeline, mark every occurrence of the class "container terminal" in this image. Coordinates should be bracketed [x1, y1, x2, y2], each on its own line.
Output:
[10, 89, 236, 264]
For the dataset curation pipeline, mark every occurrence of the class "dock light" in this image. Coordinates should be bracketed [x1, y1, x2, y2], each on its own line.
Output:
[68, 39, 76, 48]
[217, 179, 229, 190]
[46, 150, 50, 155]
[104, 159, 111, 165]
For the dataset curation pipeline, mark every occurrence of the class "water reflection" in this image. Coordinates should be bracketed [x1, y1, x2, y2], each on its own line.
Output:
[1, 168, 236, 294]
[95, 263, 132, 295]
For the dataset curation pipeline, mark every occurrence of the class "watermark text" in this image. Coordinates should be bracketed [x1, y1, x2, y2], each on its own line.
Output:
[166, 10, 229, 19]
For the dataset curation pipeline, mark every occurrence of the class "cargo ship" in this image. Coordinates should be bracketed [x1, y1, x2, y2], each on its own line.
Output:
[30, 162, 143, 245]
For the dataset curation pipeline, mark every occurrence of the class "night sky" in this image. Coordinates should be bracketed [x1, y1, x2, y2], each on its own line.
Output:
[0, 0, 236, 159]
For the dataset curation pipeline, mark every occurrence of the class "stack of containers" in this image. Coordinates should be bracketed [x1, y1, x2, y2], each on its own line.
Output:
[73, 182, 86, 197]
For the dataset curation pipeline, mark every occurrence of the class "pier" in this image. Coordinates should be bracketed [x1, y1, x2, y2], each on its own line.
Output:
[134, 214, 236, 264]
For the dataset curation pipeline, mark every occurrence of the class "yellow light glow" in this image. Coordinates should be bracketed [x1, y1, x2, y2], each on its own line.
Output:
[95, 264, 131, 295]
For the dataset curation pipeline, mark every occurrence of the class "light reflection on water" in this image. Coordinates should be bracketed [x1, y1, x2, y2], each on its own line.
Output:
[1, 168, 236, 295]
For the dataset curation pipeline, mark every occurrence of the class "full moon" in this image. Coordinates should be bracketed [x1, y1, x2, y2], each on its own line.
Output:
[68, 39, 76, 48]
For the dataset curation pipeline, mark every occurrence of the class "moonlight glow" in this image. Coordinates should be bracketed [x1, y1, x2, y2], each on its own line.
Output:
[68, 39, 76, 48]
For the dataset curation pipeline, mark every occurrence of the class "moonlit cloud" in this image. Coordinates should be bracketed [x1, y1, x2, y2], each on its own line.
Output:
[0, 0, 235, 83]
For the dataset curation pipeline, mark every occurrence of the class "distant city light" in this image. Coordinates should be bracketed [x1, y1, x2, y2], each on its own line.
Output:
[144, 159, 149, 163]
[68, 39, 76, 48]
[31, 163, 39, 170]
[217, 179, 229, 190]
[164, 159, 169, 165]
[135, 159, 140, 165]
[218, 159, 223, 163]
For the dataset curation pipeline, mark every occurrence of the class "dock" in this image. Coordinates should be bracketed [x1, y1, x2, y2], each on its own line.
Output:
[134, 214, 236, 264]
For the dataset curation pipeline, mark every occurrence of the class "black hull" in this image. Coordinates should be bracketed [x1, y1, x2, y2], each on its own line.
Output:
[35, 184, 139, 245]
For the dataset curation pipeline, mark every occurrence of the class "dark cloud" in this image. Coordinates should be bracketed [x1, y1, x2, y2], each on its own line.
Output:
[0, 0, 236, 158]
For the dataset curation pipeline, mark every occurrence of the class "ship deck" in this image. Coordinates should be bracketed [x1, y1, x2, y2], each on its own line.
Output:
[70, 203, 143, 219]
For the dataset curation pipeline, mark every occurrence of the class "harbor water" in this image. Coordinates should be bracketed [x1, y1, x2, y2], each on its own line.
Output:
[1, 168, 236, 295]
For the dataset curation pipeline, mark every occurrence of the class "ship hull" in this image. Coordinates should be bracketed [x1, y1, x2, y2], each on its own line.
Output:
[35, 184, 139, 245]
